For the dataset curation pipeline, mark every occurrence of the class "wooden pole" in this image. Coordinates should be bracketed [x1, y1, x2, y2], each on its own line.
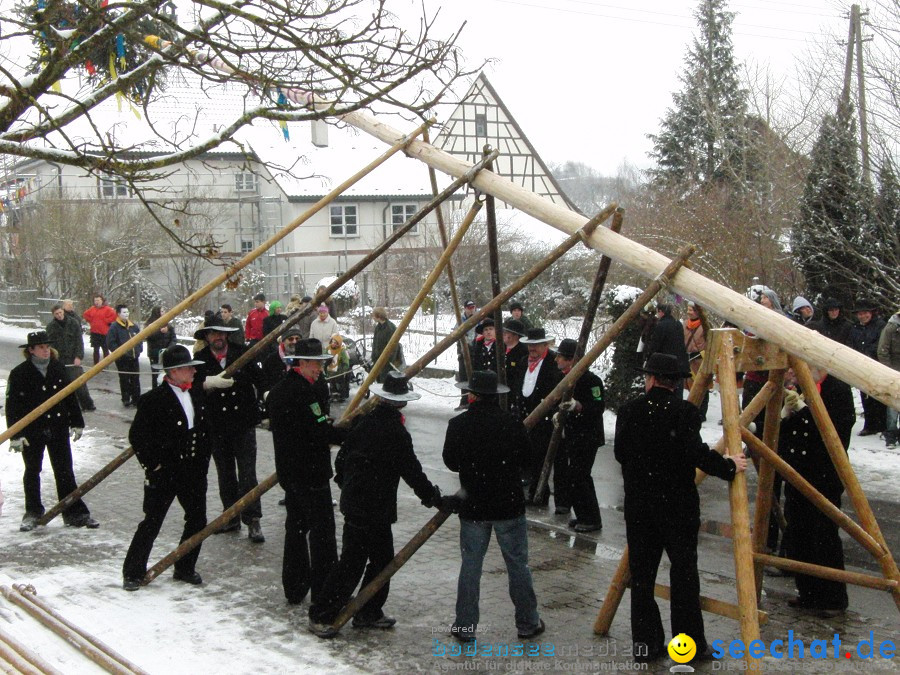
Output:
[0, 122, 430, 447]
[482, 145, 508, 410]
[523, 245, 696, 430]
[751, 369, 785, 596]
[789, 356, 900, 612]
[715, 331, 761, 669]
[754, 554, 898, 591]
[340, 113, 900, 411]
[740, 429, 883, 558]
[0, 626, 62, 675]
[0, 586, 137, 675]
[337, 204, 618, 427]
[422, 129, 474, 383]
[343, 200, 481, 416]
[533, 209, 624, 500]
[10, 585, 147, 675]
[329, 508, 455, 631]
[653, 585, 769, 625]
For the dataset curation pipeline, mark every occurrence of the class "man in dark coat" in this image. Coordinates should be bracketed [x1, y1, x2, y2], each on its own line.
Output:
[193, 317, 266, 543]
[779, 383, 848, 616]
[519, 328, 563, 508]
[308, 373, 446, 638]
[122, 345, 216, 590]
[219, 304, 245, 347]
[455, 300, 478, 410]
[643, 303, 690, 379]
[443, 370, 544, 643]
[6, 331, 98, 532]
[471, 318, 497, 373]
[106, 304, 142, 407]
[370, 307, 402, 384]
[810, 297, 852, 346]
[502, 319, 528, 421]
[267, 338, 342, 605]
[849, 299, 887, 435]
[47, 303, 95, 411]
[615, 353, 746, 662]
[554, 339, 605, 532]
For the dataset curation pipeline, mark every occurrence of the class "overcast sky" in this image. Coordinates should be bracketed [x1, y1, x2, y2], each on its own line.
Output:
[400, 0, 851, 176]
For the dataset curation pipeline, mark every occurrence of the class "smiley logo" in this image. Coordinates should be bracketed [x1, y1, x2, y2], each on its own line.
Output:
[668, 633, 697, 663]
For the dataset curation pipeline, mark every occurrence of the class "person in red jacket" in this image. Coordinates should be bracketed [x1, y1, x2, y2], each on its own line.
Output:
[245, 293, 269, 347]
[82, 294, 117, 365]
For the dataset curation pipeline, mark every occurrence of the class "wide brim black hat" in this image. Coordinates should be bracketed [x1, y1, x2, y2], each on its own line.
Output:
[20, 330, 54, 349]
[853, 299, 878, 313]
[283, 338, 332, 361]
[556, 338, 578, 359]
[194, 316, 239, 340]
[371, 372, 421, 401]
[520, 327, 554, 344]
[455, 370, 510, 395]
[475, 318, 495, 335]
[153, 344, 205, 370]
[822, 297, 843, 310]
[635, 353, 691, 379]
[502, 318, 526, 337]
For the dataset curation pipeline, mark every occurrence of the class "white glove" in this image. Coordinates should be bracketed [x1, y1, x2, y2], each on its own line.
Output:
[552, 412, 563, 428]
[9, 437, 29, 453]
[70, 428, 83, 443]
[780, 389, 806, 419]
[203, 374, 234, 390]
[559, 399, 579, 413]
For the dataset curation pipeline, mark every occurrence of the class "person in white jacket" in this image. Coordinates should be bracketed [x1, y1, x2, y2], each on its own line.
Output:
[308, 304, 339, 349]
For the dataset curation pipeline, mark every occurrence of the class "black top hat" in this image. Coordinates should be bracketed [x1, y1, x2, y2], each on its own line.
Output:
[822, 297, 843, 310]
[636, 353, 690, 378]
[509, 301, 524, 312]
[371, 372, 421, 401]
[283, 338, 332, 361]
[475, 318, 495, 335]
[455, 370, 510, 395]
[556, 338, 578, 359]
[853, 298, 878, 313]
[153, 344, 205, 370]
[503, 318, 526, 337]
[520, 327, 554, 344]
[193, 316, 240, 340]
[20, 330, 53, 349]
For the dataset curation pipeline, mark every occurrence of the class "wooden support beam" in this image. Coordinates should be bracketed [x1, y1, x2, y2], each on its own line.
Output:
[653, 584, 769, 626]
[753, 554, 898, 591]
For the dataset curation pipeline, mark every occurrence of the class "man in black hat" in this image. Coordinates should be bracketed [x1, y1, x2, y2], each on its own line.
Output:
[6, 331, 98, 532]
[849, 299, 887, 435]
[519, 327, 563, 507]
[810, 298, 852, 346]
[122, 345, 215, 590]
[260, 326, 305, 394]
[193, 317, 266, 543]
[472, 318, 497, 373]
[266, 338, 342, 606]
[502, 318, 528, 421]
[554, 338, 605, 532]
[644, 303, 690, 384]
[615, 353, 747, 662]
[443, 370, 544, 643]
[308, 372, 448, 638]
[455, 300, 478, 411]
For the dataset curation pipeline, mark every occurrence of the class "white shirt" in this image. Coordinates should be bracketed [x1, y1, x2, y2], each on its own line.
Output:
[167, 382, 195, 430]
[522, 358, 543, 398]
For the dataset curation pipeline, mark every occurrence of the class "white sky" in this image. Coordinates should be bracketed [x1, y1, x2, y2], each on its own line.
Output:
[404, 0, 851, 175]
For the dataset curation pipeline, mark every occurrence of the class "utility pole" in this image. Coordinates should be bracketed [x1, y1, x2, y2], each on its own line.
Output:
[854, 4, 871, 185]
[840, 4, 857, 112]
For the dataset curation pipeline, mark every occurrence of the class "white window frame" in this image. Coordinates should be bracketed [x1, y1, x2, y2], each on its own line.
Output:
[391, 203, 419, 234]
[99, 175, 129, 198]
[240, 240, 254, 254]
[330, 204, 359, 238]
[234, 171, 258, 192]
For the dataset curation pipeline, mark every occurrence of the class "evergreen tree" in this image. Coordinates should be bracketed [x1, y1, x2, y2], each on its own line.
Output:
[648, 0, 749, 188]
[603, 286, 645, 412]
[793, 105, 872, 302]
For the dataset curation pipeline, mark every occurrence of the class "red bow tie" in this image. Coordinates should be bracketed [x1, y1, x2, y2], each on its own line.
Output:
[527, 355, 543, 372]
[169, 381, 192, 391]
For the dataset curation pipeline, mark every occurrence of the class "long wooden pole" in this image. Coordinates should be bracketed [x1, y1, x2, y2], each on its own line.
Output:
[343, 200, 481, 415]
[523, 245, 695, 430]
[754, 554, 897, 591]
[340, 114, 900, 411]
[715, 331, 761, 669]
[789, 357, 900, 612]
[533, 209, 624, 500]
[0, 122, 429, 448]
[0, 626, 62, 675]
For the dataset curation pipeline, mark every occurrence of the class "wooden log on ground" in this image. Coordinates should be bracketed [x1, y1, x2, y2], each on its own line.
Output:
[753, 554, 899, 590]
[0, 625, 61, 675]
[653, 584, 769, 626]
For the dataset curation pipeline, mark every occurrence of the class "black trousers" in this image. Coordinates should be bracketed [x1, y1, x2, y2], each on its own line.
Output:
[309, 519, 394, 624]
[565, 438, 602, 526]
[115, 356, 141, 404]
[90, 333, 109, 365]
[122, 464, 208, 580]
[210, 427, 261, 523]
[525, 422, 553, 505]
[552, 440, 571, 510]
[62, 361, 94, 410]
[860, 392, 886, 432]
[282, 483, 338, 604]
[21, 432, 90, 519]
[626, 506, 706, 653]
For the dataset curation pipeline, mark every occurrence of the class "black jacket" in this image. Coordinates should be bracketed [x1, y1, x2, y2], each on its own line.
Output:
[615, 386, 736, 517]
[262, 313, 288, 337]
[810, 316, 852, 346]
[106, 319, 143, 359]
[146, 324, 176, 355]
[46, 315, 84, 363]
[129, 382, 210, 473]
[443, 398, 529, 521]
[849, 317, 886, 360]
[644, 314, 690, 376]
[522, 350, 563, 428]
[193, 343, 263, 430]
[335, 403, 438, 524]
[6, 356, 84, 441]
[779, 407, 843, 500]
[268, 370, 342, 490]
[563, 370, 606, 447]
[472, 336, 498, 373]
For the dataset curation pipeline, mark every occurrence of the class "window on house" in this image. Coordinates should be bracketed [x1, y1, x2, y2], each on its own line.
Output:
[391, 203, 419, 234]
[474, 113, 487, 137]
[330, 205, 358, 237]
[99, 176, 128, 198]
[234, 171, 258, 192]
[241, 240, 254, 254]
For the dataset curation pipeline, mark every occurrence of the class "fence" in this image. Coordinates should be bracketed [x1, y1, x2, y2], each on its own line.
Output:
[0, 287, 40, 325]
